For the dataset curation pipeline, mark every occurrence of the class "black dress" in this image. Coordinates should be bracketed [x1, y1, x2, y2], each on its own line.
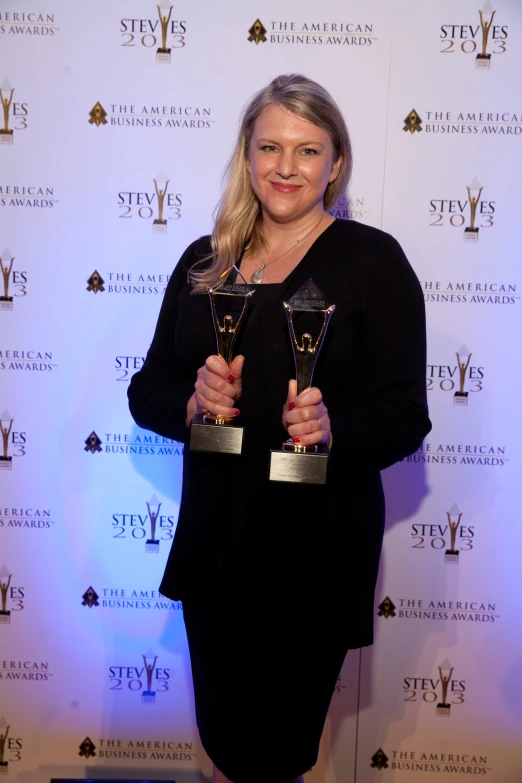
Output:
[128, 219, 431, 782]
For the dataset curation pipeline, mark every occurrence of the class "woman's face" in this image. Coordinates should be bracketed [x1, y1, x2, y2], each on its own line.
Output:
[247, 103, 342, 223]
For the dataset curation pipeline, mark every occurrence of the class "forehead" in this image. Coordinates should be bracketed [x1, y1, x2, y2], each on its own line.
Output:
[252, 103, 332, 145]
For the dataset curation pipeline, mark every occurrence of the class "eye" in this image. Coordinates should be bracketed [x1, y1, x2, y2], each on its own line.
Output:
[260, 144, 277, 152]
[300, 148, 319, 156]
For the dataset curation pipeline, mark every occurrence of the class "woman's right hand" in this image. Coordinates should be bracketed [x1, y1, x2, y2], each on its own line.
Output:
[186, 354, 245, 425]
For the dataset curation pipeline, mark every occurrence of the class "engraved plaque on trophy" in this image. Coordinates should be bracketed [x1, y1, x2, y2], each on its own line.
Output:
[269, 279, 335, 485]
[189, 266, 254, 455]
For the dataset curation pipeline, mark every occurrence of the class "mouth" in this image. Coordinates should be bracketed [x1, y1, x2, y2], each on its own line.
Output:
[269, 182, 302, 194]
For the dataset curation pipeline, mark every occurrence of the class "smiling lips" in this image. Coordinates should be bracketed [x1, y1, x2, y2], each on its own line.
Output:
[270, 182, 302, 194]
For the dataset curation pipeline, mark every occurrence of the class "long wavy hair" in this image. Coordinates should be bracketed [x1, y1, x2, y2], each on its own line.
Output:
[189, 73, 352, 293]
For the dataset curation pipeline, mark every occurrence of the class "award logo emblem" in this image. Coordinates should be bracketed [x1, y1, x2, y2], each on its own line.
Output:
[0, 249, 14, 310]
[0, 411, 13, 470]
[248, 19, 267, 44]
[371, 748, 389, 770]
[78, 737, 96, 758]
[145, 494, 161, 553]
[87, 271, 105, 294]
[0, 567, 12, 624]
[89, 102, 108, 127]
[81, 586, 99, 608]
[445, 504, 462, 563]
[454, 345, 472, 405]
[436, 659, 454, 716]
[156, 2, 173, 63]
[464, 178, 483, 242]
[378, 596, 396, 619]
[403, 108, 422, 134]
[0, 718, 10, 773]
[0, 80, 14, 145]
[476, 1, 496, 69]
[152, 172, 169, 233]
[269, 279, 335, 485]
[142, 648, 158, 704]
[190, 266, 255, 455]
[84, 431, 102, 453]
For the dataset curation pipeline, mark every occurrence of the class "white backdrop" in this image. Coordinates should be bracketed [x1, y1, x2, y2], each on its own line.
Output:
[1, 1, 522, 781]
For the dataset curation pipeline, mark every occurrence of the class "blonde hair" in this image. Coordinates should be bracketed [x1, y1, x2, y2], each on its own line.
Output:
[189, 73, 352, 293]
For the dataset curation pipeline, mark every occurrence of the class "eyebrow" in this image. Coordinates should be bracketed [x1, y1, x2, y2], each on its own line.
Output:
[256, 137, 325, 147]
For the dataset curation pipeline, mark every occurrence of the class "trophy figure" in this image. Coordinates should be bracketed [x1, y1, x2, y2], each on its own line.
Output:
[156, 2, 173, 63]
[142, 648, 158, 704]
[0, 80, 14, 144]
[436, 659, 454, 716]
[269, 280, 335, 485]
[476, 2, 496, 69]
[0, 249, 14, 310]
[454, 345, 472, 406]
[152, 172, 169, 234]
[145, 494, 162, 553]
[190, 266, 254, 455]
[0, 718, 10, 773]
[464, 178, 483, 242]
[0, 567, 12, 624]
[0, 412, 13, 470]
[445, 504, 462, 563]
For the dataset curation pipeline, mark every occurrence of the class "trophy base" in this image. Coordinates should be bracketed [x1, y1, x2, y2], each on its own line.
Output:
[0, 456, 12, 470]
[152, 220, 167, 234]
[0, 612, 11, 624]
[189, 413, 244, 455]
[475, 54, 491, 69]
[145, 539, 160, 554]
[269, 442, 329, 485]
[453, 392, 468, 406]
[463, 228, 479, 243]
[0, 298, 13, 310]
[142, 690, 156, 704]
[0, 130, 13, 144]
[156, 48, 171, 63]
[445, 550, 459, 564]
[436, 703, 451, 717]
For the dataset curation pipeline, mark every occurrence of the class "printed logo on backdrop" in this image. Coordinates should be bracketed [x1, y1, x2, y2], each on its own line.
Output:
[0, 410, 26, 469]
[404, 659, 465, 717]
[0, 350, 56, 373]
[0, 565, 24, 623]
[328, 195, 368, 221]
[422, 280, 519, 306]
[0, 660, 52, 682]
[0, 185, 56, 208]
[405, 443, 507, 466]
[404, 108, 522, 137]
[116, 355, 145, 381]
[82, 585, 182, 611]
[0, 11, 58, 36]
[0, 718, 23, 773]
[247, 18, 376, 46]
[429, 178, 494, 242]
[1, 248, 29, 310]
[427, 346, 483, 406]
[111, 493, 175, 551]
[410, 504, 475, 563]
[84, 431, 182, 456]
[120, 1, 187, 62]
[79, 736, 195, 762]
[378, 596, 498, 623]
[118, 172, 182, 233]
[0, 507, 54, 530]
[89, 101, 213, 130]
[109, 648, 169, 704]
[0, 79, 28, 144]
[372, 747, 491, 775]
[440, 2, 508, 69]
[87, 269, 170, 296]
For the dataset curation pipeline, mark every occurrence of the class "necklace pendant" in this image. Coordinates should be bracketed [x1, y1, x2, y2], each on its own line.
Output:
[250, 267, 264, 285]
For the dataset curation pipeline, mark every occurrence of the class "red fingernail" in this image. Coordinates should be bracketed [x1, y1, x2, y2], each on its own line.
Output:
[289, 401, 296, 410]
[228, 374, 235, 383]
[235, 410, 241, 416]
[292, 437, 301, 443]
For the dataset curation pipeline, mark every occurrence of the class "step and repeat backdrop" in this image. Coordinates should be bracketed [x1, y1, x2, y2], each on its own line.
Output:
[1, 0, 521, 781]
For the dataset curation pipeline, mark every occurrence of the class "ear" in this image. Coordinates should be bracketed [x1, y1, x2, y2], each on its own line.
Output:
[329, 155, 342, 184]
[246, 158, 251, 174]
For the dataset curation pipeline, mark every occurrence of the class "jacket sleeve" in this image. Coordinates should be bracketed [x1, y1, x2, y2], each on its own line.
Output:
[127, 242, 200, 444]
[328, 233, 431, 472]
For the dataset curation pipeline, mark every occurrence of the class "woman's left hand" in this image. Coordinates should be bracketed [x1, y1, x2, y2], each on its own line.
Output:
[282, 379, 332, 449]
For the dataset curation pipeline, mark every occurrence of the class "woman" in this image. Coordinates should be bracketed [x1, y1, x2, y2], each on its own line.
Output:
[128, 74, 431, 783]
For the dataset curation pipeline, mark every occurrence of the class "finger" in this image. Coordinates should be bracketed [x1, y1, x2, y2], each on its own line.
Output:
[286, 402, 327, 425]
[205, 354, 234, 381]
[295, 386, 322, 407]
[229, 354, 245, 379]
[197, 366, 235, 396]
[196, 392, 239, 418]
[286, 379, 298, 411]
[287, 416, 329, 439]
[289, 428, 330, 448]
[195, 378, 235, 408]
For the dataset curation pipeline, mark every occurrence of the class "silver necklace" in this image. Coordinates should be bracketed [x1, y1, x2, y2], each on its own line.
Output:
[250, 214, 324, 284]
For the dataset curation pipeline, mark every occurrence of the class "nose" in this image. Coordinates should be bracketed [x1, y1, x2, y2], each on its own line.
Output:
[276, 148, 297, 179]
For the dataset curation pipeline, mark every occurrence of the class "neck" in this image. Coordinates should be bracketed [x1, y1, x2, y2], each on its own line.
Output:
[261, 204, 328, 248]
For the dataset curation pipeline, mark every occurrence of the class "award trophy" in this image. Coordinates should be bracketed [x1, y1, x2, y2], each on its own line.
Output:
[142, 648, 158, 704]
[0, 566, 12, 624]
[464, 179, 482, 242]
[0, 250, 14, 310]
[145, 494, 161, 553]
[436, 660, 454, 717]
[0, 718, 10, 774]
[269, 279, 335, 485]
[454, 346, 471, 406]
[156, 2, 173, 63]
[0, 80, 14, 145]
[476, 2, 495, 69]
[0, 411, 13, 470]
[189, 266, 255, 455]
[444, 504, 462, 563]
[152, 172, 169, 234]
